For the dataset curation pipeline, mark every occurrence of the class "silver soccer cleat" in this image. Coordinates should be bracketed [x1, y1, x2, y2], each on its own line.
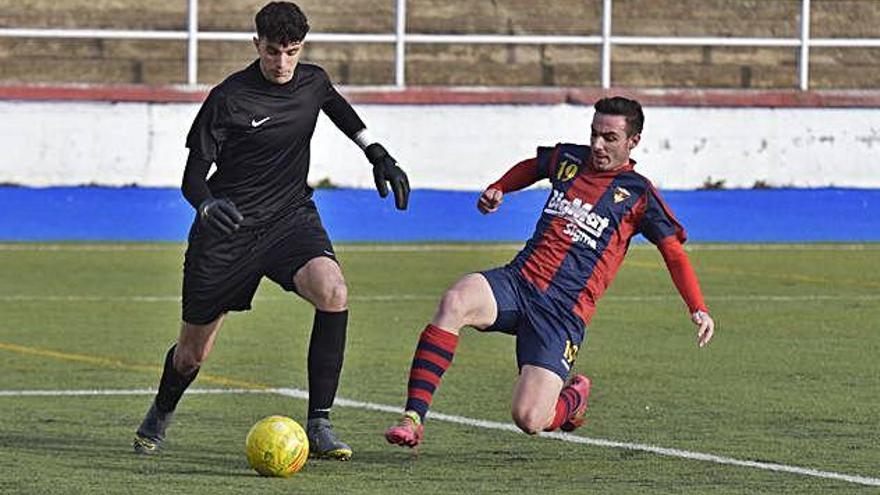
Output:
[133, 401, 173, 455]
[306, 417, 352, 461]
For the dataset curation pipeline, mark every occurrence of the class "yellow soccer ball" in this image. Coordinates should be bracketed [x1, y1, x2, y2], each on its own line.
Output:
[245, 415, 309, 477]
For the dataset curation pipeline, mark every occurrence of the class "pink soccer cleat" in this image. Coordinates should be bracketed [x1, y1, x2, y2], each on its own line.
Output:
[385, 410, 424, 448]
[560, 374, 592, 432]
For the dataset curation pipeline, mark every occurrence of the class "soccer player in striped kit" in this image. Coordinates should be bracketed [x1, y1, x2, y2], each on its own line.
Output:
[386, 96, 715, 447]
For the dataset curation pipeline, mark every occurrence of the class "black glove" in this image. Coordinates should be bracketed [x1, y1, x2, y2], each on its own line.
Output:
[198, 198, 243, 235]
[365, 143, 410, 210]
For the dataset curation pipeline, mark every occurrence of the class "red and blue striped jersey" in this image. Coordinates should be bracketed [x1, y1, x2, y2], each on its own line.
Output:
[508, 143, 686, 325]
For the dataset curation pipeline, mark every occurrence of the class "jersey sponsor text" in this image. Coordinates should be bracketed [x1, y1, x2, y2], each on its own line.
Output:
[545, 189, 610, 249]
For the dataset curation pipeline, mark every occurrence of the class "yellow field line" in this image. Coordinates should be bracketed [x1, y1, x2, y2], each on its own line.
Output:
[0, 341, 270, 390]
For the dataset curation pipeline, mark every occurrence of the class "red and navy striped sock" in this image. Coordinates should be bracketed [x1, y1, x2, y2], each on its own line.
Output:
[545, 385, 582, 431]
[404, 324, 459, 422]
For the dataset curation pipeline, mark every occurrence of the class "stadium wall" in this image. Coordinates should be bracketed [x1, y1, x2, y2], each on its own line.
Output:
[2, 86, 880, 190]
[2, 187, 879, 243]
[1, 86, 879, 242]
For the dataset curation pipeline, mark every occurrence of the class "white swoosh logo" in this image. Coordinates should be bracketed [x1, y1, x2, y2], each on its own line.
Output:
[251, 117, 271, 127]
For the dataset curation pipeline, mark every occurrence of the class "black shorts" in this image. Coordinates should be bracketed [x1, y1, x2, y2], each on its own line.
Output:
[182, 200, 336, 325]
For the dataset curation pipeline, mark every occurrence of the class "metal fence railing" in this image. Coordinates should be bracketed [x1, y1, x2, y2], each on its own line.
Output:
[1, 0, 879, 89]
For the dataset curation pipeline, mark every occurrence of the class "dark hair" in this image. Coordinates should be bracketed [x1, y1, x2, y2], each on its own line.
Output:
[255, 2, 310, 45]
[594, 96, 644, 136]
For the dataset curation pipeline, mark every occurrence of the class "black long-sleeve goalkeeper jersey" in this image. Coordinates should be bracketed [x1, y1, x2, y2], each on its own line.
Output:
[184, 60, 365, 225]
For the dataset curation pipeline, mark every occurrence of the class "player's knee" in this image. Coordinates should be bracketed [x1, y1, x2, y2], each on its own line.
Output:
[173, 347, 205, 375]
[511, 407, 547, 435]
[436, 288, 468, 324]
[316, 281, 348, 312]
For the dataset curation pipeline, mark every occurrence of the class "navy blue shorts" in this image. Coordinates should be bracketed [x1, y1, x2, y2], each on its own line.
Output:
[480, 265, 586, 380]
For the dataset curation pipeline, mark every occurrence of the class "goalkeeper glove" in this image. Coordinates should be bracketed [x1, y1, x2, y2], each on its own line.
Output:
[365, 143, 410, 210]
[198, 198, 243, 235]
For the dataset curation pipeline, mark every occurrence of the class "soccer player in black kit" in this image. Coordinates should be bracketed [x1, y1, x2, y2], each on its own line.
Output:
[132, 1, 409, 461]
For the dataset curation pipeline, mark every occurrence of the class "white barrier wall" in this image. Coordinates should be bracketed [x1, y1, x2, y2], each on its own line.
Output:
[1, 100, 878, 189]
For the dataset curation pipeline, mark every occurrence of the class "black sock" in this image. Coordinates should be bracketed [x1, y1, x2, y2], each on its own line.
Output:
[154, 344, 200, 414]
[307, 309, 348, 420]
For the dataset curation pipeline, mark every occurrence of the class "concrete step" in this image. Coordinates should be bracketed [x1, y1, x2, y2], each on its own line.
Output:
[1, 0, 878, 88]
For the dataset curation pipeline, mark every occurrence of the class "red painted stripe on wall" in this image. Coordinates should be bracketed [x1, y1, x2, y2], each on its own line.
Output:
[2, 85, 879, 107]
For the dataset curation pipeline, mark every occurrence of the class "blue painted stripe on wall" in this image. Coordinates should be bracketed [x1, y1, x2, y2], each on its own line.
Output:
[0, 187, 878, 242]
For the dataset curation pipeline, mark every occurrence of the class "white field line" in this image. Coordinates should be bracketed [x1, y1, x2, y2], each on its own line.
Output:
[681, 244, 880, 251]
[0, 243, 879, 253]
[0, 244, 522, 252]
[0, 387, 877, 488]
[1, 294, 879, 304]
[0, 294, 435, 303]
